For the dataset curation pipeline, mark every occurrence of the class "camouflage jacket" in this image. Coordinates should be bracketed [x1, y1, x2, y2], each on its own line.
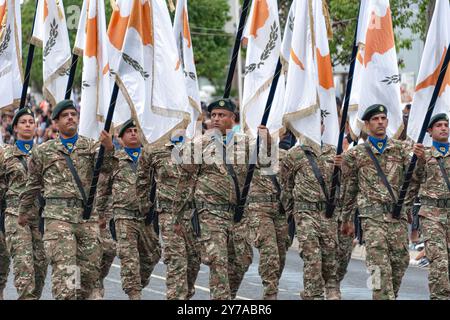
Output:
[280, 143, 339, 216]
[247, 148, 286, 215]
[0, 144, 40, 217]
[18, 135, 114, 223]
[341, 138, 422, 223]
[192, 132, 250, 208]
[97, 149, 142, 220]
[415, 146, 450, 221]
[136, 143, 196, 222]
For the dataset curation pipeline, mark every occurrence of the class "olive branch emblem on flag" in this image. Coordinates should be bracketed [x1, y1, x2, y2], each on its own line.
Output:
[123, 52, 149, 79]
[0, 25, 11, 56]
[244, 21, 279, 75]
[381, 74, 401, 85]
[43, 19, 59, 60]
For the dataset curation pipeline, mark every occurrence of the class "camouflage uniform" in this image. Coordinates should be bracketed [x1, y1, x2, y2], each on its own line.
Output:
[0, 225, 9, 299]
[97, 149, 160, 299]
[96, 172, 116, 297]
[281, 143, 339, 300]
[335, 181, 354, 288]
[18, 136, 113, 300]
[247, 150, 289, 299]
[136, 143, 200, 300]
[415, 146, 450, 300]
[190, 131, 254, 300]
[0, 144, 47, 300]
[342, 138, 421, 300]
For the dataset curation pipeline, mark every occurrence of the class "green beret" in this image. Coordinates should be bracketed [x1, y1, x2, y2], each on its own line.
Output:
[118, 119, 137, 137]
[12, 107, 34, 127]
[428, 113, 449, 129]
[207, 98, 236, 113]
[52, 99, 77, 120]
[362, 104, 388, 121]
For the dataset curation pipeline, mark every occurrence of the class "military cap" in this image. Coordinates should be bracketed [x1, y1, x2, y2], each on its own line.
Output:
[362, 104, 388, 121]
[118, 119, 137, 137]
[52, 99, 77, 120]
[428, 113, 449, 129]
[12, 107, 34, 127]
[207, 98, 236, 113]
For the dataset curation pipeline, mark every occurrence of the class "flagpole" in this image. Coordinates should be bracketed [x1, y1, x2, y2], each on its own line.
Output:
[234, 58, 283, 223]
[83, 82, 119, 219]
[326, 2, 362, 218]
[392, 43, 450, 218]
[19, 0, 39, 109]
[64, 54, 79, 99]
[223, 0, 251, 99]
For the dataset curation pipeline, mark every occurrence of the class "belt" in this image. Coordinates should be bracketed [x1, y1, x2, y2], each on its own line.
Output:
[46, 198, 84, 208]
[196, 202, 236, 212]
[247, 195, 279, 203]
[113, 208, 142, 218]
[158, 201, 195, 211]
[421, 198, 450, 209]
[359, 203, 394, 215]
[294, 201, 328, 212]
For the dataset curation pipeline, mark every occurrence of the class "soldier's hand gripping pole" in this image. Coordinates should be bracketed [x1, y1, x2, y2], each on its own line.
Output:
[83, 83, 120, 220]
[393, 42, 450, 219]
[326, 2, 362, 218]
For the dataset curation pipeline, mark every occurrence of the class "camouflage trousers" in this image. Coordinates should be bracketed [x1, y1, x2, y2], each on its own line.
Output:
[420, 216, 450, 300]
[115, 218, 161, 297]
[295, 210, 338, 300]
[361, 217, 409, 300]
[5, 214, 47, 300]
[0, 231, 10, 295]
[198, 210, 253, 300]
[99, 219, 116, 293]
[43, 218, 101, 300]
[159, 213, 201, 300]
[248, 204, 290, 299]
[336, 220, 353, 284]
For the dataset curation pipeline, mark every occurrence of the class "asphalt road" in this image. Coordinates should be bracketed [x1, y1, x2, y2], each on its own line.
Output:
[3, 246, 430, 300]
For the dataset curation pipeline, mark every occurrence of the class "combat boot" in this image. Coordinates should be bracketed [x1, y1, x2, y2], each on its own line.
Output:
[325, 287, 341, 300]
[89, 288, 104, 300]
[264, 293, 277, 300]
[0, 290, 3, 300]
[128, 290, 141, 300]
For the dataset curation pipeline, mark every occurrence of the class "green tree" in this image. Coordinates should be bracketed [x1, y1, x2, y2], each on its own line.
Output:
[21, 0, 112, 94]
[21, 0, 230, 95]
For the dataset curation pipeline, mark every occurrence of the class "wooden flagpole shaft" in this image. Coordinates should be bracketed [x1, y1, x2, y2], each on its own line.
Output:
[64, 53, 79, 99]
[83, 83, 119, 220]
[234, 58, 283, 223]
[393, 42, 450, 218]
[223, 0, 251, 99]
[19, 0, 39, 109]
[326, 2, 362, 218]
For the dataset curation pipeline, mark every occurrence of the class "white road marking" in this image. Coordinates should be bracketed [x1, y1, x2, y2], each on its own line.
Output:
[110, 263, 252, 300]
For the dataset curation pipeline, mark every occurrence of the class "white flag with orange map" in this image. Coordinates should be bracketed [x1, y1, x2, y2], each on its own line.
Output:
[0, 0, 22, 109]
[348, 0, 403, 139]
[74, 0, 113, 139]
[282, 0, 339, 148]
[242, 0, 285, 139]
[407, 0, 450, 145]
[31, 0, 71, 106]
[173, 0, 200, 139]
[115, 0, 190, 145]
